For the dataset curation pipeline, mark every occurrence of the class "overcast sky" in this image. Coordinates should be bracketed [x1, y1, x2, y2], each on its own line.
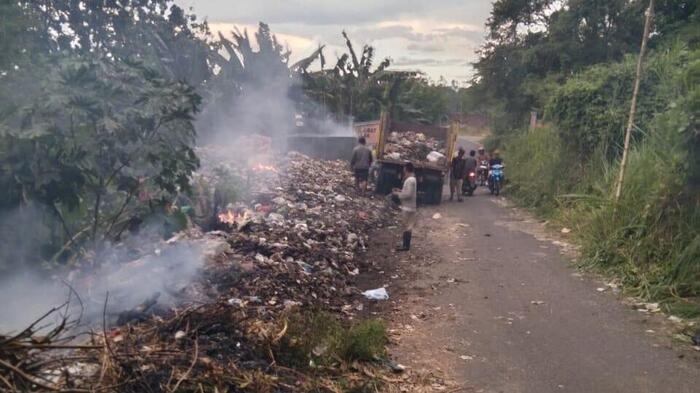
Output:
[174, 0, 494, 83]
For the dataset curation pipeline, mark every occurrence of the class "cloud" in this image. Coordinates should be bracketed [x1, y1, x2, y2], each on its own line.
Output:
[406, 42, 443, 52]
[391, 57, 466, 67]
[351, 25, 425, 42]
[177, 0, 492, 26]
[175, 0, 494, 81]
[208, 22, 317, 52]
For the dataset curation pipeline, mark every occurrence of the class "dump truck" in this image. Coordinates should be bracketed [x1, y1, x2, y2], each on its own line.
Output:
[355, 112, 458, 205]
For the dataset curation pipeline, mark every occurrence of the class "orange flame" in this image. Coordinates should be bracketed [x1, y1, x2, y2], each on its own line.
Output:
[218, 211, 238, 225]
[218, 210, 252, 226]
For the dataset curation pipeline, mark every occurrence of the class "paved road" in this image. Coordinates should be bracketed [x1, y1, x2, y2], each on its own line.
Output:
[378, 136, 700, 393]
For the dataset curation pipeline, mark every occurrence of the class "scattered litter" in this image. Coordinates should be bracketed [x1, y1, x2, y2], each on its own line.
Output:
[432, 213, 442, 220]
[362, 288, 389, 300]
[596, 287, 606, 292]
[560, 227, 571, 234]
[668, 315, 683, 323]
[459, 355, 473, 361]
[530, 300, 546, 305]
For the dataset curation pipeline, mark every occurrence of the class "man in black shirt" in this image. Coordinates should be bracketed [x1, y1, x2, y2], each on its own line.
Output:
[489, 150, 503, 166]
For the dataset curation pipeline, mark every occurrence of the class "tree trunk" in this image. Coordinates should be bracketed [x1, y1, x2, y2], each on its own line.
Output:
[614, 0, 654, 203]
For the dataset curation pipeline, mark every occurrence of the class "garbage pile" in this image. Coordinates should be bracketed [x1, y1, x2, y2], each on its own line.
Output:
[0, 151, 405, 392]
[384, 131, 446, 164]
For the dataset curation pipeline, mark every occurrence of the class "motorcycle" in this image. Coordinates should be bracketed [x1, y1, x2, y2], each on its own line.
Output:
[488, 164, 504, 196]
[477, 160, 489, 186]
[462, 170, 477, 196]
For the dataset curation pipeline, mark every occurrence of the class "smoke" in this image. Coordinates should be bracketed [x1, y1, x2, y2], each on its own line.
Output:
[0, 31, 352, 335]
[0, 223, 226, 334]
[199, 74, 299, 146]
[0, 205, 51, 272]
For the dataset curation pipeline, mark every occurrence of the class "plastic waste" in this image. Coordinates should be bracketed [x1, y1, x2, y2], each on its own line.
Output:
[362, 287, 389, 300]
[427, 151, 445, 163]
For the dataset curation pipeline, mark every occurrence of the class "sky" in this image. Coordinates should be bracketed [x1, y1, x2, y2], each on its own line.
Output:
[174, 0, 494, 84]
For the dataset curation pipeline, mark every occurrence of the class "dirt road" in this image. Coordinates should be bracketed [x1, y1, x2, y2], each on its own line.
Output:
[367, 138, 700, 393]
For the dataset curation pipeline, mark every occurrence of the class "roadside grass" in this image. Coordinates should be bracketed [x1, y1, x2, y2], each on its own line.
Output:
[276, 311, 388, 369]
[502, 43, 700, 321]
[504, 123, 700, 319]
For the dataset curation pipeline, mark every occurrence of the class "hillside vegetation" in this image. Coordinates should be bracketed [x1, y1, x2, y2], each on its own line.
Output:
[471, 0, 699, 315]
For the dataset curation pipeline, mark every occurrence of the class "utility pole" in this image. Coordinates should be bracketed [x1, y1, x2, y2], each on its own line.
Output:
[615, 0, 655, 202]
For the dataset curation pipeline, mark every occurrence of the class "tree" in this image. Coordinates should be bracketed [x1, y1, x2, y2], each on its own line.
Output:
[302, 31, 398, 122]
[0, 55, 200, 261]
[16, 0, 215, 86]
[199, 22, 324, 139]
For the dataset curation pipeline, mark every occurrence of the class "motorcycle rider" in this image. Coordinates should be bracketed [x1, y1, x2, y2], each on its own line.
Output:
[476, 147, 490, 185]
[489, 150, 503, 166]
[477, 147, 489, 165]
[462, 149, 479, 195]
[466, 150, 478, 174]
[488, 150, 504, 184]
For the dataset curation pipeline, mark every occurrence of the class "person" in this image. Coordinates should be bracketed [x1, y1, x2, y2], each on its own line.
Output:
[392, 163, 417, 251]
[489, 150, 503, 166]
[465, 149, 478, 175]
[350, 137, 373, 193]
[477, 147, 489, 164]
[450, 147, 467, 202]
[476, 147, 490, 184]
[464, 149, 478, 189]
[488, 150, 504, 184]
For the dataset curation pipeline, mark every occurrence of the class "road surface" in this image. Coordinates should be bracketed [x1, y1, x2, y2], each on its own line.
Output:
[367, 136, 700, 393]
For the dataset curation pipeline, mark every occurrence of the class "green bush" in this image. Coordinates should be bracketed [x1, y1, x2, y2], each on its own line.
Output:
[546, 42, 689, 159]
[504, 46, 700, 311]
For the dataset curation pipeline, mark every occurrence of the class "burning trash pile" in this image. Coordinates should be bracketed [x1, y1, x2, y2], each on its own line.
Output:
[384, 131, 446, 164]
[0, 151, 410, 392]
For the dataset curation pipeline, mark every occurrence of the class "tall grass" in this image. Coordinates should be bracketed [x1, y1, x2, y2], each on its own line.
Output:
[502, 42, 700, 316]
[504, 112, 699, 315]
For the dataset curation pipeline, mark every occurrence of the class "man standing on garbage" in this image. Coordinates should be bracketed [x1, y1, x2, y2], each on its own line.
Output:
[392, 163, 417, 251]
[350, 136, 373, 193]
[450, 147, 467, 202]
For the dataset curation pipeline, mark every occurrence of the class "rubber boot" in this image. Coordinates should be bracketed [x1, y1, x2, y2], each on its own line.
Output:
[396, 231, 412, 251]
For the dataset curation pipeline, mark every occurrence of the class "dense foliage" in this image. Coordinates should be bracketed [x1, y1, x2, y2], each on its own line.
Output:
[0, 1, 207, 268]
[475, 0, 700, 312]
[0, 0, 473, 270]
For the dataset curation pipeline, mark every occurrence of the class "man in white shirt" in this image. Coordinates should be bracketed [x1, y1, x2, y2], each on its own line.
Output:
[392, 163, 417, 251]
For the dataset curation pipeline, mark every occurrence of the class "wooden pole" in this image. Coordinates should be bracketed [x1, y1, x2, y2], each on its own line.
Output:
[614, 0, 655, 202]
